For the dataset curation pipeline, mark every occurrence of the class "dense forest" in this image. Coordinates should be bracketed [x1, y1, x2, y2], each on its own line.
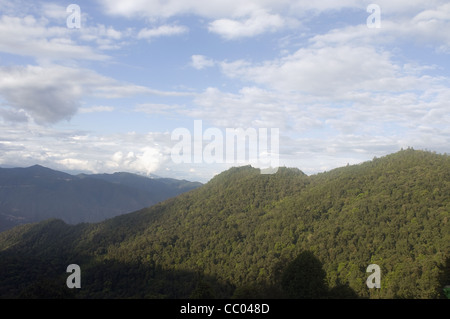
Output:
[0, 149, 449, 299]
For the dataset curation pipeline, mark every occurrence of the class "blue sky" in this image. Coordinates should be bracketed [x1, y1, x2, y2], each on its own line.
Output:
[0, 0, 449, 182]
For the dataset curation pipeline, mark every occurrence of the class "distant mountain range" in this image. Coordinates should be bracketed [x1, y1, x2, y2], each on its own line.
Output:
[0, 165, 202, 232]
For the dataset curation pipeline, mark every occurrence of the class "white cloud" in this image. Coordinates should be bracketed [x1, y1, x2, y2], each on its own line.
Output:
[179, 62, 450, 170]
[95, 0, 450, 46]
[98, 0, 298, 38]
[137, 24, 188, 40]
[78, 24, 129, 50]
[413, 3, 450, 21]
[220, 45, 406, 95]
[0, 123, 173, 176]
[189, 86, 290, 129]
[0, 64, 190, 125]
[56, 158, 91, 171]
[97, 0, 380, 20]
[40, 2, 68, 21]
[0, 2, 136, 62]
[190, 55, 215, 70]
[208, 10, 287, 39]
[97, 0, 448, 21]
[0, 14, 109, 61]
[110, 147, 163, 175]
[309, 3, 450, 53]
[98, 0, 260, 19]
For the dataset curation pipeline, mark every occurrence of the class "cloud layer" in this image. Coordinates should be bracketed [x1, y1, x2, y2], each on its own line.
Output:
[0, 64, 168, 124]
[0, 0, 448, 181]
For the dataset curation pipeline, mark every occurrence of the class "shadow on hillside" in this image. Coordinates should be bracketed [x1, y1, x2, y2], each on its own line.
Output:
[0, 248, 359, 299]
[1, 222, 358, 299]
[0, 253, 234, 299]
[231, 251, 359, 299]
[0, 220, 233, 299]
[281, 251, 358, 299]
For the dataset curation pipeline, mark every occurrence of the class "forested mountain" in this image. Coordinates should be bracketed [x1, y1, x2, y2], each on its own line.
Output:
[78, 171, 202, 203]
[0, 149, 448, 299]
[0, 165, 202, 232]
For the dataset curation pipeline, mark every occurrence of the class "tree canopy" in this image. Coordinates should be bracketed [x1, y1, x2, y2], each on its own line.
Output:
[0, 149, 448, 299]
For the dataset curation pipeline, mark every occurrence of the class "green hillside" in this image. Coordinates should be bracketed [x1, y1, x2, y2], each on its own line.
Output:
[0, 149, 449, 299]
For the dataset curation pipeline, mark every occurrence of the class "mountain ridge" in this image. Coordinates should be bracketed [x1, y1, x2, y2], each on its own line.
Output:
[0, 149, 448, 298]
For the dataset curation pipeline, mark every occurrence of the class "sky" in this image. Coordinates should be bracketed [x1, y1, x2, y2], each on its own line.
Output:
[0, 0, 449, 182]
